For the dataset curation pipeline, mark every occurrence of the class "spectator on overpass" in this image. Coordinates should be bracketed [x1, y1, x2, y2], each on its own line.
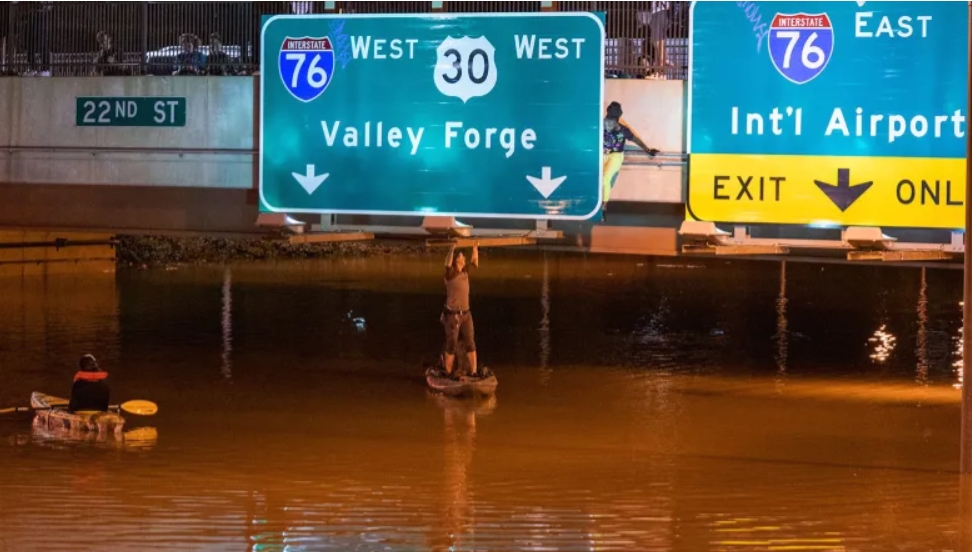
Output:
[92, 31, 126, 76]
[601, 101, 659, 221]
[21, 1, 51, 76]
[641, 1, 671, 79]
[206, 33, 234, 75]
[175, 33, 204, 75]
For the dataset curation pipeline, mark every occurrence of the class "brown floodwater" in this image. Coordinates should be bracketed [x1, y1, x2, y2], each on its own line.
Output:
[0, 251, 969, 551]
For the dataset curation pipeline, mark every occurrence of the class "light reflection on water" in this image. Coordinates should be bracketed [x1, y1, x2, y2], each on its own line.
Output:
[774, 261, 788, 397]
[221, 266, 233, 380]
[0, 255, 968, 551]
[956, 301, 965, 391]
[868, 324, 897, 363]
[916, 267, 929, 385]
[539, 253, 551, 378]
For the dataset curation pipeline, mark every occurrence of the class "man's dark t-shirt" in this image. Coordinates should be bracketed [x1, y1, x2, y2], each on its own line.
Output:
[444, 265, 474, 312]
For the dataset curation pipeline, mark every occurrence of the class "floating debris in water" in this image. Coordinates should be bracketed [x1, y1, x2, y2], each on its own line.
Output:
[347, 311, 366, 331]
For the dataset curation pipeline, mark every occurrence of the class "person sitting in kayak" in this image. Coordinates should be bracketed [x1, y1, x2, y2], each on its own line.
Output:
[442, 242, 479, 379]
[68, 354, 110, 413]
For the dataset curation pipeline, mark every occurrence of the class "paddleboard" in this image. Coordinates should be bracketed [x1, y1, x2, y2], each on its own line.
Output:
[424, 365, 498, 397]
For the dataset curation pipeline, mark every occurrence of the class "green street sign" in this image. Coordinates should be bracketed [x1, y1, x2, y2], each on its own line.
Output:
[75, 97, 187, 127]
[258, 12, 605, 219]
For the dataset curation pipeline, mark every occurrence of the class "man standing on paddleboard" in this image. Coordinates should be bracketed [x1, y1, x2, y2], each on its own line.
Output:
[442, 242, 479, 379]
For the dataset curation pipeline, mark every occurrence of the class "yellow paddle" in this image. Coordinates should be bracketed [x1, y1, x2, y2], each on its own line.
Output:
[114, 400, 158, 416]
[0, 400, 158, 416]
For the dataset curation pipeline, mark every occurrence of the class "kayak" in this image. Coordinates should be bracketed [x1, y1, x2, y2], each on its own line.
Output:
[30, 392, 126, 437]
[425, 366, 498, 397]
[29, 420, 157, 451]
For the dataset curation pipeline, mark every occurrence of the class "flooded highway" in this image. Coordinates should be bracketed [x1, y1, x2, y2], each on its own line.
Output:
[0, 251, 969, 551]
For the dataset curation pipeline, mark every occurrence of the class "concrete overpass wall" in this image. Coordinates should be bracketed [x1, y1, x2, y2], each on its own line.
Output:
[0, 76, 255, 188]
[0, 76, 258, 232]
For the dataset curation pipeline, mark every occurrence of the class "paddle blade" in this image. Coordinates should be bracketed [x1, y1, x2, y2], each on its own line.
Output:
[124, 426, 158, 442]
[119, 400, 158, 416]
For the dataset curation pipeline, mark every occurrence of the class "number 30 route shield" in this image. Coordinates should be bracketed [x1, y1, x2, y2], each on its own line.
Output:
[768, 13, 834, 85]
[433, 36, 498, 104]
[278, 36, 335, 102]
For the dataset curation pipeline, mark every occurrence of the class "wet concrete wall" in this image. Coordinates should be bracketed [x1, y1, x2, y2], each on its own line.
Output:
[0, 76, 255, 188]
[0, 76, 258, 232]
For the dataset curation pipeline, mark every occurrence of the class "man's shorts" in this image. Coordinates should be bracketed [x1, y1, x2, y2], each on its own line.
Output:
[442, 310, 475, 354]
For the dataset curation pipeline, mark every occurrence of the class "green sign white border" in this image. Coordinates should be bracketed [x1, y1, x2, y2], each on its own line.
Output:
[258, 11, 606, 220]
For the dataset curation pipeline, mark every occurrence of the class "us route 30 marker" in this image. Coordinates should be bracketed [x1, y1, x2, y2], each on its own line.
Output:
[259, 13, 605, 220]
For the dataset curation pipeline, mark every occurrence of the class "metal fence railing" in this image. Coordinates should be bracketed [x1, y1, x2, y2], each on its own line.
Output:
[0, 1, 689, 79]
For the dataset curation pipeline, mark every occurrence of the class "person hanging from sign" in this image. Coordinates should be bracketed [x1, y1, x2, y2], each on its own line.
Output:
[441, 242, 479, 380]
[602, 101, 660, 221]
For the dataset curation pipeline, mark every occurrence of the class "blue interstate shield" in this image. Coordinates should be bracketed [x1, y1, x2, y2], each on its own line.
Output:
[278, 36, 335, 102]
[767, 13, 834, 85]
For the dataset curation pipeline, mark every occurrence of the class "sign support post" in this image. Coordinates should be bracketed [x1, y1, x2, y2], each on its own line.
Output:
[962, 0, 972, 476]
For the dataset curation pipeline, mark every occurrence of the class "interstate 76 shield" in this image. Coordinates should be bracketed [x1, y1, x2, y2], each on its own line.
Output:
[767, 13, 834, 84]
[278, 36, 335, 102]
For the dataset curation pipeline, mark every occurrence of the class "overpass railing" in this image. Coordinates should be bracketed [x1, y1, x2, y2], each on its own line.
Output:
[0, 1, 688, 79]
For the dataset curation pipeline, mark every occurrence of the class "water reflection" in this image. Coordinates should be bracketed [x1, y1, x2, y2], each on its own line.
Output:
[955, 301, 964, 390]
[774, 261, 789, 379]
[539, 253, 551, 376]
[221, 266, 233, 380]
[869, 324, 897, 363]
[0, 270, 121, 385]
[916, 267, 928, 384]
[430, 393, 496, 551]
[29, 419, 158, 452]
[961, 477, 972, 552]
[707, 514, 847, 551]
[2, 419, 159, 453]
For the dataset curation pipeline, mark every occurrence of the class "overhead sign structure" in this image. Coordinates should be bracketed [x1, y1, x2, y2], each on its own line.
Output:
[687, 1, 969, 229]
[259, 13, 605, 219]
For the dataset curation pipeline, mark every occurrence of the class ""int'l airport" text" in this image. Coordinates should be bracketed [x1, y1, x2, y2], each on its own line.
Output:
[730, 106, 966, 143]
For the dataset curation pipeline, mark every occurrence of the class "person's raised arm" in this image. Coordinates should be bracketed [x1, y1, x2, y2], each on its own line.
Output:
[470, 242, 479, 268]
[445, 243, 456, 267]
[444, 243, 458, 278]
